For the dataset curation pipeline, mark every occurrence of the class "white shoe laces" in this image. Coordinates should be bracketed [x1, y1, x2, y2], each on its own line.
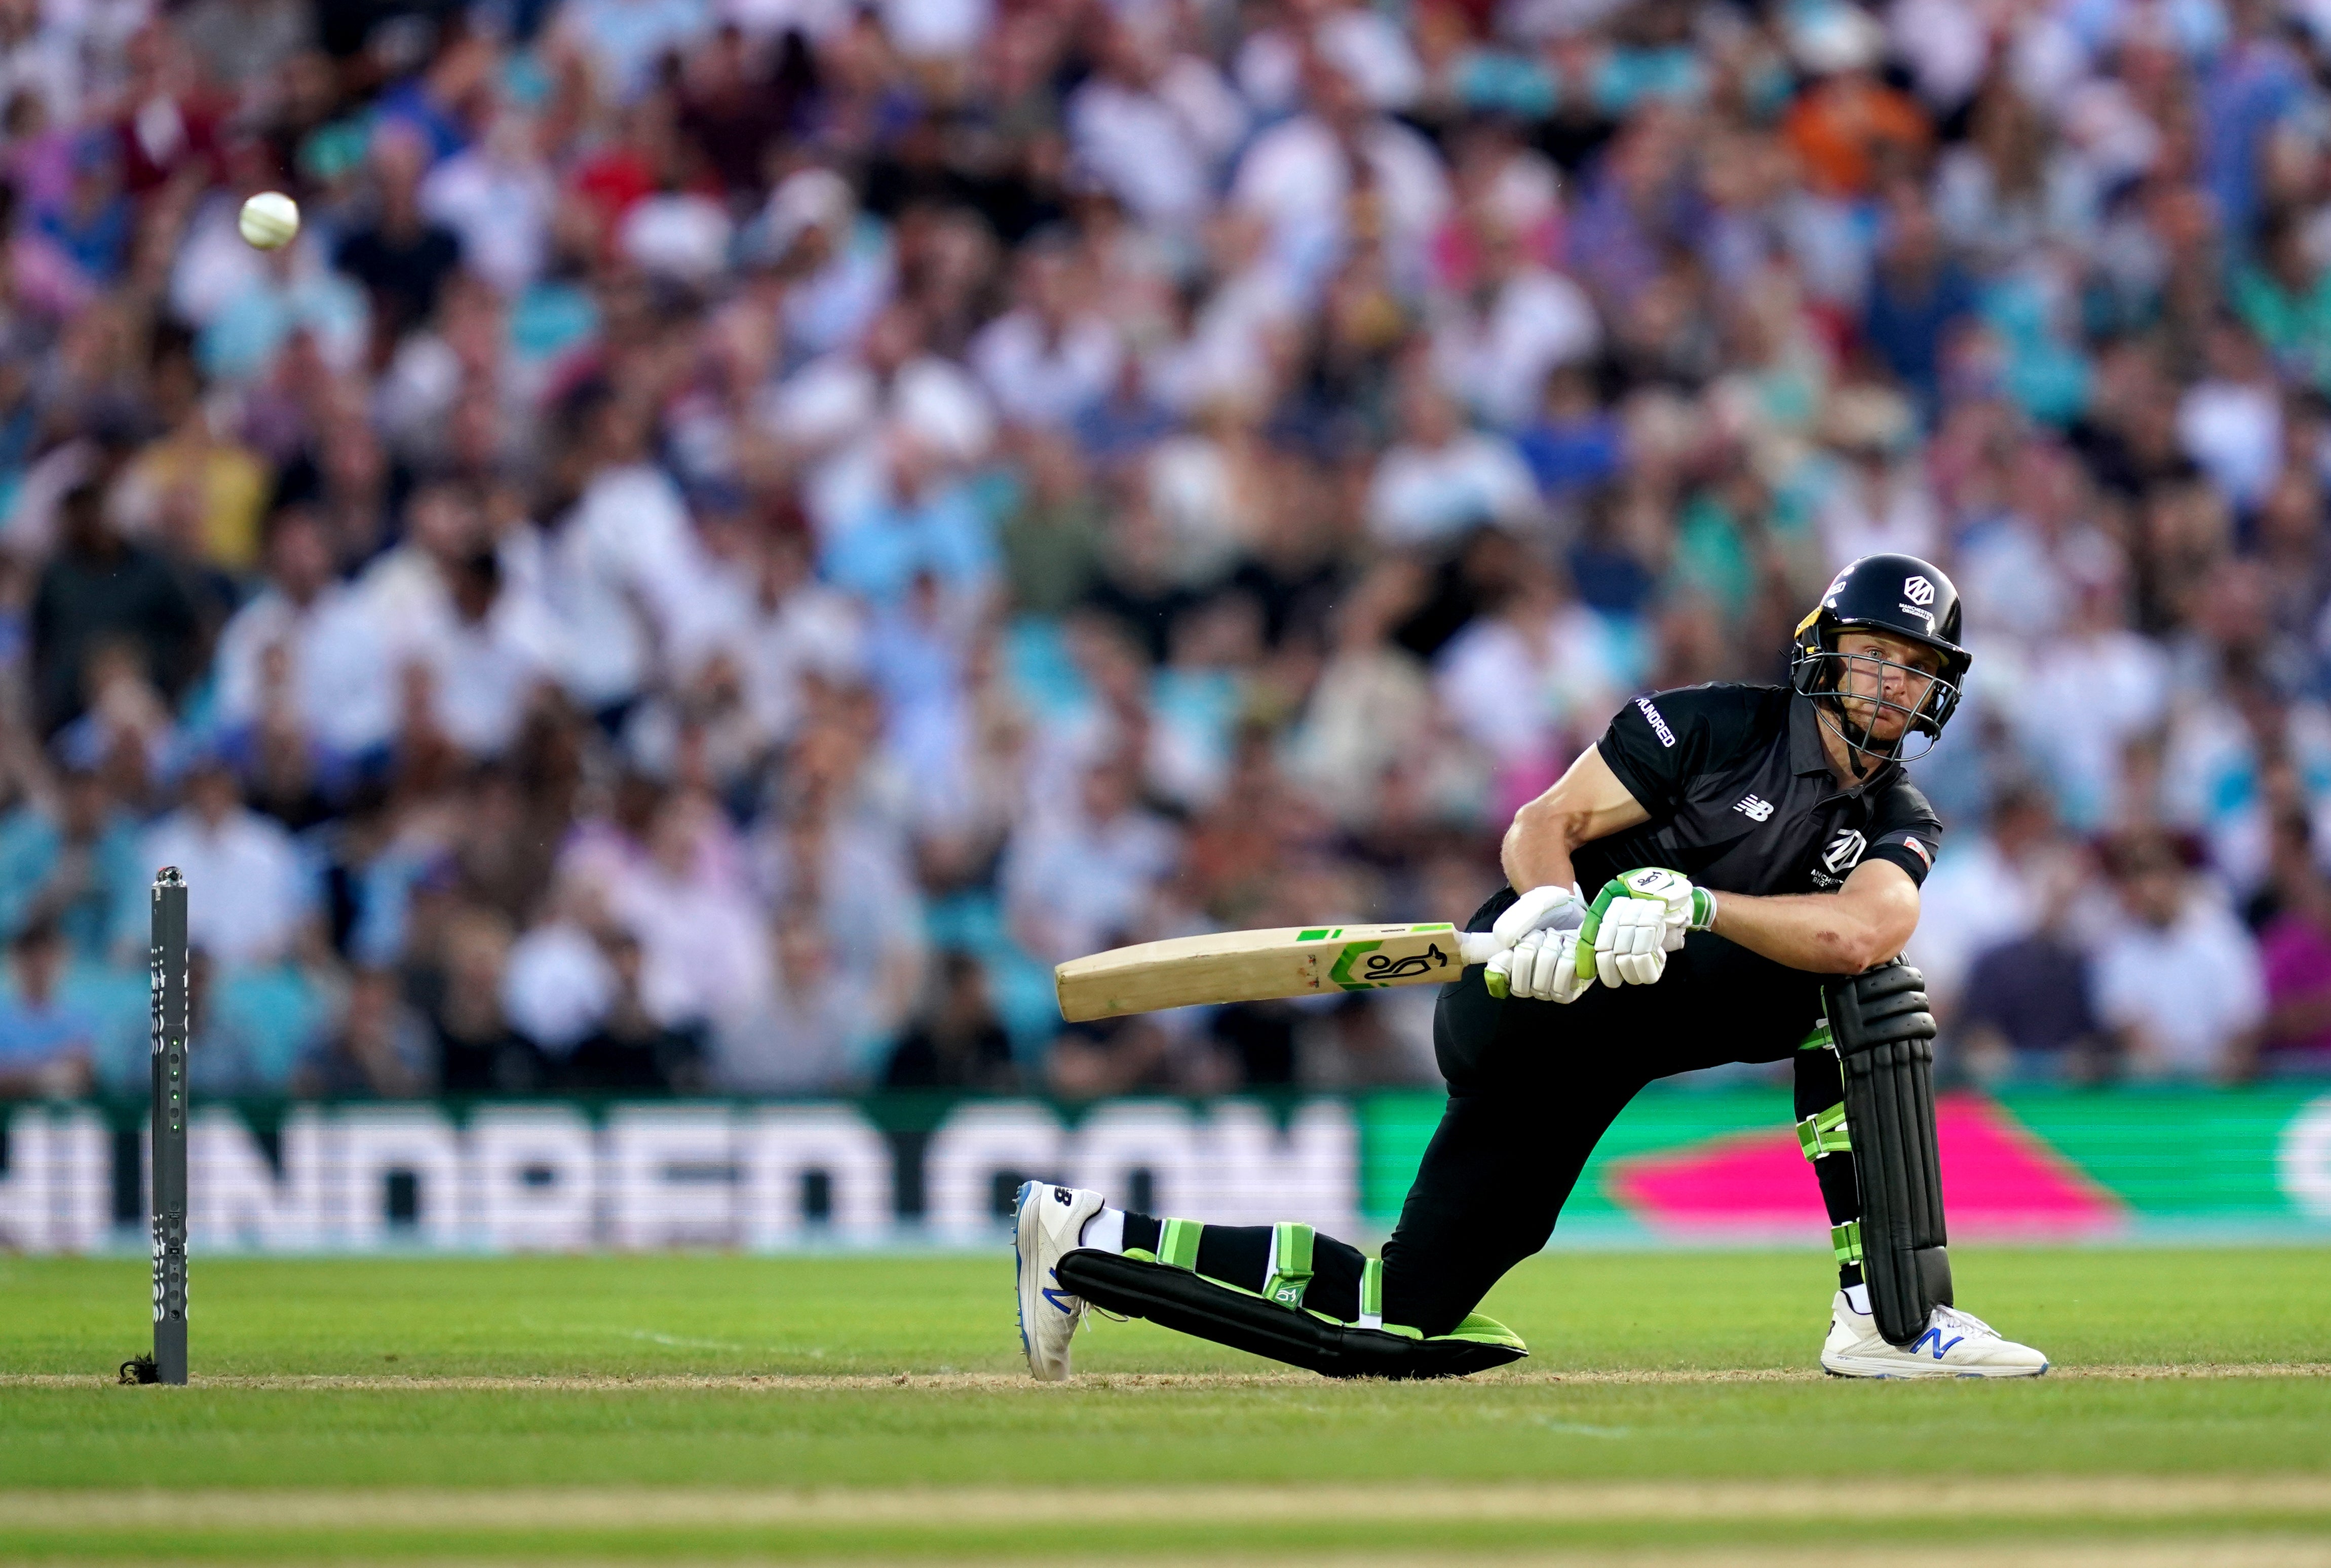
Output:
[1931, 1304, 2000, 1340]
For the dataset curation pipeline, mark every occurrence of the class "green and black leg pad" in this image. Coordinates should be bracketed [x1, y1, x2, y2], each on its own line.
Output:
[1825, 959, 1952, 1348]
[1053, 1248, 1526, 1380]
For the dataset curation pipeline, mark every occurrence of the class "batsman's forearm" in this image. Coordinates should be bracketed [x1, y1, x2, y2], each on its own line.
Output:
[1707, 883, 1916, 975]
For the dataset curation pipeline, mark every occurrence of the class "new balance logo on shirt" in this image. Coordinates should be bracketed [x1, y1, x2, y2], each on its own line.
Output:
[1734, 794, 1775, 822]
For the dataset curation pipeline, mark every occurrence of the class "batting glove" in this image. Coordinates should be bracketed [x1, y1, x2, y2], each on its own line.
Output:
[1579, 869, 1716, 987]
[1485, 925, 1595, 1003]
[1489, 882, 1587, 949]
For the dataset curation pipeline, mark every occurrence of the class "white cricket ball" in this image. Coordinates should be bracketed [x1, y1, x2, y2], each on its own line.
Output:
[238, 190, 301, 251]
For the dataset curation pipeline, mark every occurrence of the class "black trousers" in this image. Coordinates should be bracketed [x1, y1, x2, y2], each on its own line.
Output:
[1375, 891, 1855, 1337]
[1123, 892, 1864, 1341]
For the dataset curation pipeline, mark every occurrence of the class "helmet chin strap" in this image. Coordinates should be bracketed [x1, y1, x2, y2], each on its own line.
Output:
[1817, 687, 1892, 780]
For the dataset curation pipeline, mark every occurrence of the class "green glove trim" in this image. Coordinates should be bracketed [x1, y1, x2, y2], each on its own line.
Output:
[1573, 882, 1623, 984]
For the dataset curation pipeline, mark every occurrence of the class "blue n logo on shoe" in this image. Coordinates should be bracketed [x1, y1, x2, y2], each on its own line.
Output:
[1914, 1326, 1964, 1359]
[1043, 1268, 1076, 1315]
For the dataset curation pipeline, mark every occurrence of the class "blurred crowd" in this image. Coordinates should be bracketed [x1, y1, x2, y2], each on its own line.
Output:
[3, 0, 2331, 1105]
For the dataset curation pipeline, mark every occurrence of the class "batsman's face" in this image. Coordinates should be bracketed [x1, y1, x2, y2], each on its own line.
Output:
[1833, 631, 1942, 740]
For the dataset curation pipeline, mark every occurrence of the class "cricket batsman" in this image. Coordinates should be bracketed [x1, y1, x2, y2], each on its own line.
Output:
[1014, 553, 2050, 1381]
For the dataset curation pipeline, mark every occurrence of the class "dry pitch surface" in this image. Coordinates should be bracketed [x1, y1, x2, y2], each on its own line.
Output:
[1, 1247, 2327, 1563]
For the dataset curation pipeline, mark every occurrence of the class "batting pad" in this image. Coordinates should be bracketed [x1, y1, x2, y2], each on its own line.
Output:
[1054, 1249, 1526, 1380]
[1827, 961, 1953, 1349]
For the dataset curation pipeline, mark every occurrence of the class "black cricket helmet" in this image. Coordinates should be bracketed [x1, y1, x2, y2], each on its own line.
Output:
[1790, 552, 1970, 768]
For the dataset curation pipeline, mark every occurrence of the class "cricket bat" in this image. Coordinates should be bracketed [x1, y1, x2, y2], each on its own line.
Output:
[1055, 923, 1502, 1022]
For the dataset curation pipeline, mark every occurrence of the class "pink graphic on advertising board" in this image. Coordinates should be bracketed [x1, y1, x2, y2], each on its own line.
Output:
[1608, 1093, 2124, 1239]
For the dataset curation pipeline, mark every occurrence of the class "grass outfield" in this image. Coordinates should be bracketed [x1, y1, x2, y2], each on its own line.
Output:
[2, 1246, 2328, 1563]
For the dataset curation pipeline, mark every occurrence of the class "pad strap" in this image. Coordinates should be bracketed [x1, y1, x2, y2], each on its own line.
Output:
[1795, 1103, 1851, 1160]
[1830, 1219, 1863, 1267]
[1157, 1217, 1202, 1272]
[1798, 1017, 1834, 1052]
[1263, 1222, 1315, 1309]
[1357, 1258, 1384, 1330]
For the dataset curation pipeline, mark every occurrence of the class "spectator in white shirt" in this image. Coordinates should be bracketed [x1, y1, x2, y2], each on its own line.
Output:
[2176, 321, 2283, 515]
[2007, 571, 2170, 831]
[2090, 830, 2265, 1080]
[211, 507, 397, 761]
[621, 186, 736, 287]
[358, 480, 474, 638]
[1910, 783, 2061, 1017]
[969, 236, 1123, 429]
[1366, 377, 1542, 549]
[502, 913, 617, 1057]
[1230, 53, 1451, 297]
[141, 758, 314, 966]
[742, 167, 896, 360]
[878, 0, 987, 64]
[605, 795, 770, 1033]
[756, 801, 927, 1046]
[520, 387, 716, 717]
[712, 904, 864, 1092]
[1236, 0, 1424, 115]
[1065, 12, 1248, 237]
[1428, 223, 1600, 432]
[1003, 753, 1183, 965]
[417, 111, 555, 297]
[735, 528, 868, 748]
[767, 302, 996, 532]
[410, 548, 563, 759]
[1432, 546, 1622, 771]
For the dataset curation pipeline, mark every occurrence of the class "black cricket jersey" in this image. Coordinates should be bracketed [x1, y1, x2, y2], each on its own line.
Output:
[1576, 683, 1942, 899]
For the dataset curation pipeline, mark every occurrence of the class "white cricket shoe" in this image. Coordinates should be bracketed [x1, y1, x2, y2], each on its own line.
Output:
[1013, 1180, 1105, 1382]
[1821, 1289, 2050, 1379]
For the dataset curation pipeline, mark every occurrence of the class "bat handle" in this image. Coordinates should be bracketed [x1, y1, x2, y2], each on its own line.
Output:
[1456, 931, 1503, 968]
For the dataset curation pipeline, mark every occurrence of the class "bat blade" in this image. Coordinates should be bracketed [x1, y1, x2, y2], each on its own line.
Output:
[1055, 923, 1485, 1022]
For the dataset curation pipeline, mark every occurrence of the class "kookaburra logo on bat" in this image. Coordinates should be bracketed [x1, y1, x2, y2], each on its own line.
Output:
[1361, 944, 1449, 980]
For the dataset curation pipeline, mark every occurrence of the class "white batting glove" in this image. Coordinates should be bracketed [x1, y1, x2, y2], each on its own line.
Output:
[1485, 926, 1596, 1003]
[1483, 883, 1589, 1002]
[1578, 869, 1717, 987]
[1590, 897, 1671, 985]
[1490, 883, 1587, 949]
